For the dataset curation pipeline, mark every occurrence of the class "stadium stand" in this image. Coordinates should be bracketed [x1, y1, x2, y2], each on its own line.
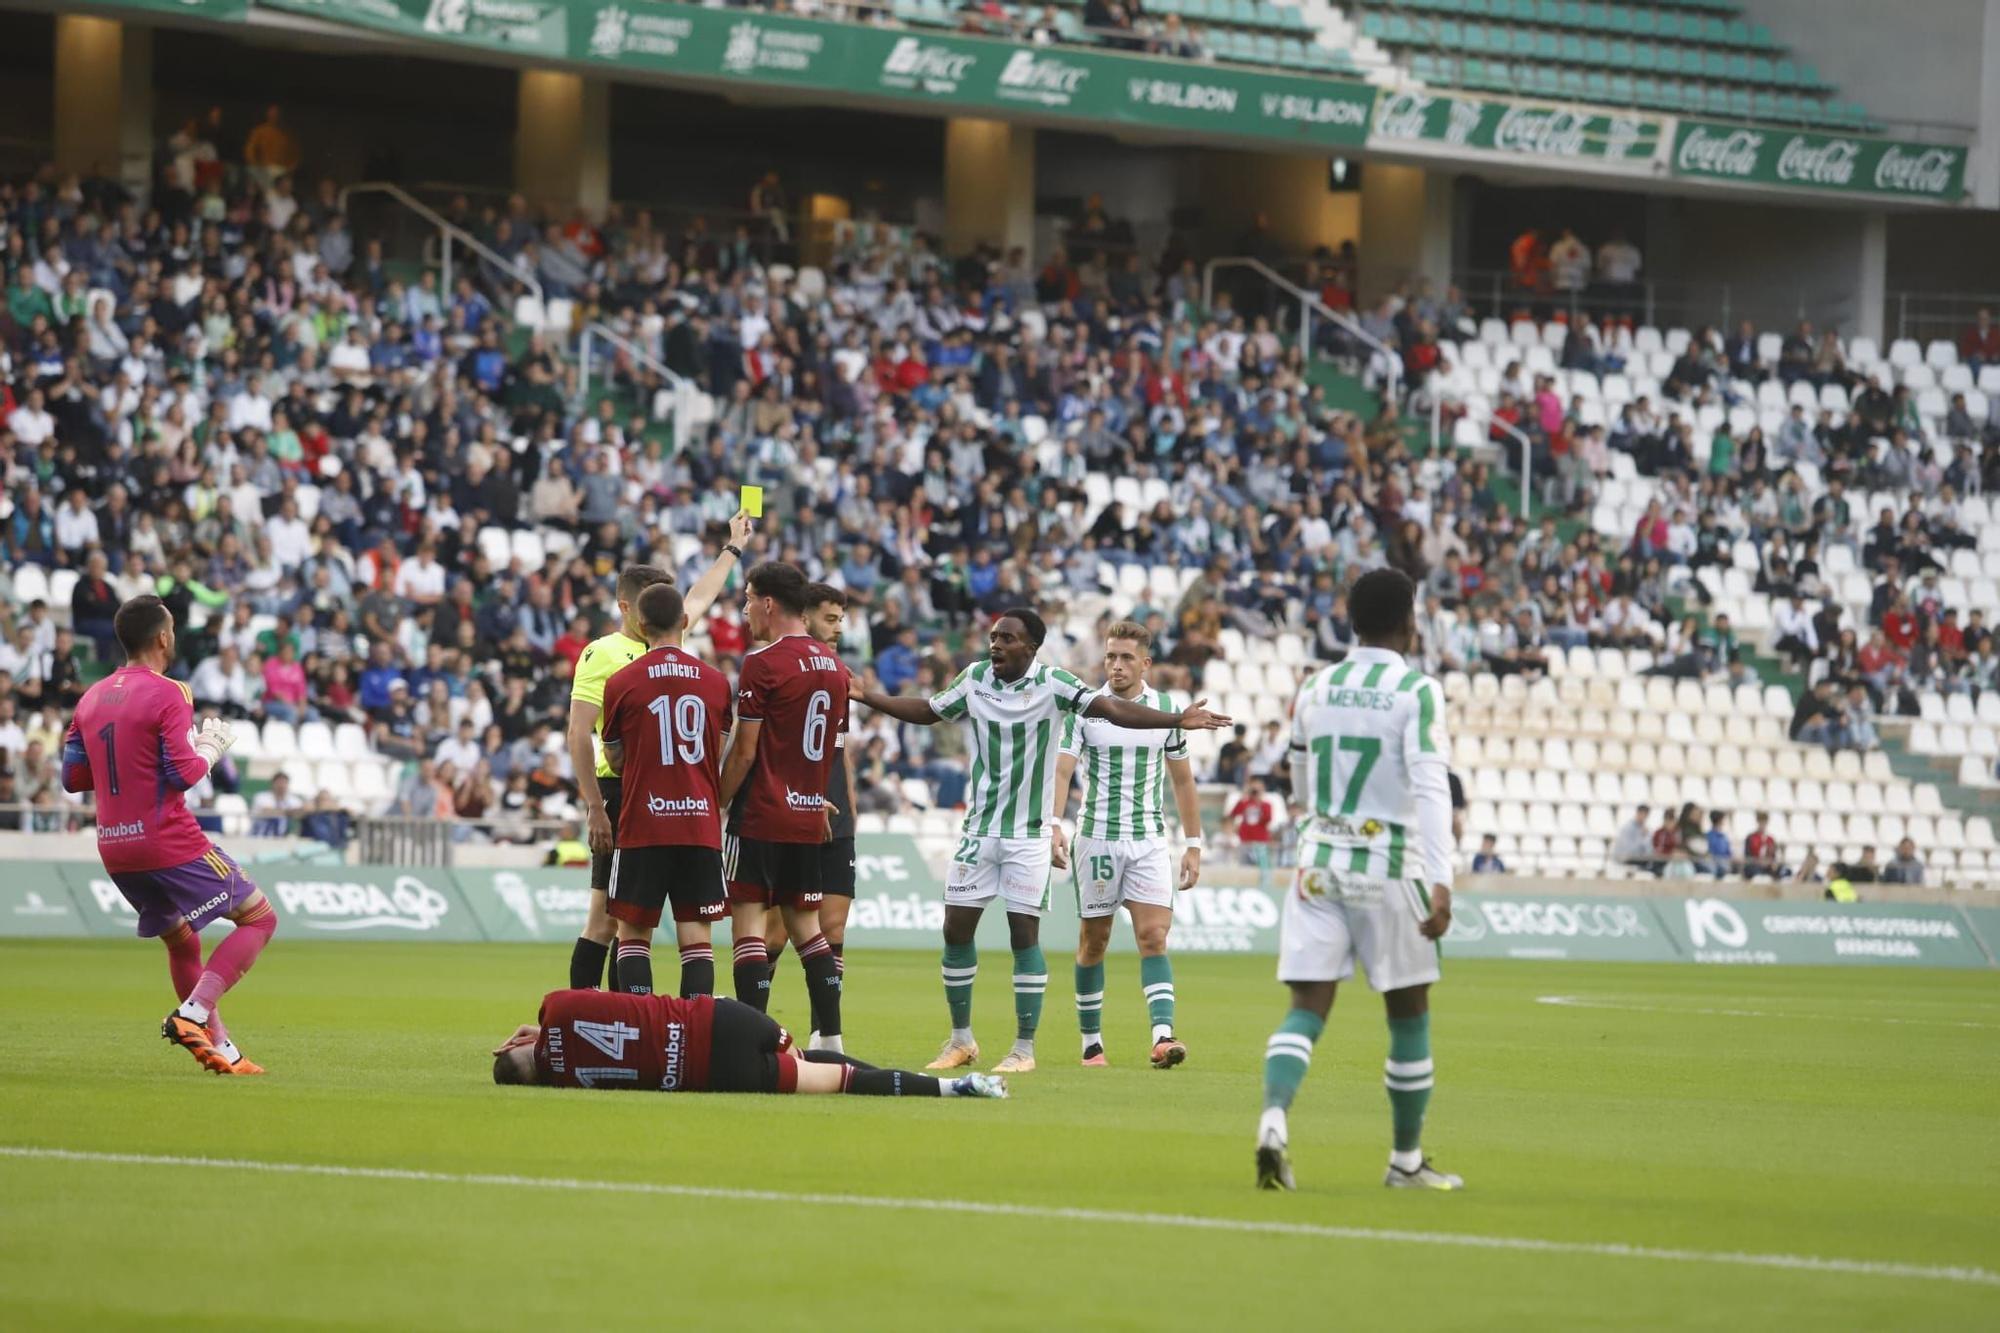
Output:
[1353, 0, 1881, 131]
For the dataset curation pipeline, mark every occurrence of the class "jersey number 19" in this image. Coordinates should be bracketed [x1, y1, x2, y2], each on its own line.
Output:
[648, 696, 708, 765]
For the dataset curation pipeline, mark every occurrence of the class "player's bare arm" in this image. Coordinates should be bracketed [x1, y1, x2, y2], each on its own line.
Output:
[1087, 693, 1232, 732]
[682, 509, 755, 624]
[569, 698, 612, 855]
[1049, 750, 1078, 871]
[854, 688, 942, 725]
[717, 717, 764, 811]
[1168, 754, 1202, 889]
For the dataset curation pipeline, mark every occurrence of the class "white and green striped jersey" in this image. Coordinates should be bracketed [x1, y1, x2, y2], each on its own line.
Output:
[1289, 646, 1455, 887]
[1060, 684, 1189, 841]
[931, 659, 1096, 839]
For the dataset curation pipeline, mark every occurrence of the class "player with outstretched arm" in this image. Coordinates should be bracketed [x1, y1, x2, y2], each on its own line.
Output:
[492, 989, 1006, 1100]
[569, 512, 752, 993]
[1255, 569, 1461, 1192]
[1049, 621, 1203, 1069]
[61, 595, 270, 1075]
[851, 608, 1230, 1074]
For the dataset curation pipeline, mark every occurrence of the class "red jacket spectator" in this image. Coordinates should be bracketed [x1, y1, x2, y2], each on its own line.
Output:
[1882, 608, 1917, 651]
[1228, 793, 1273, 845]
[1959, 311, 2000, 363]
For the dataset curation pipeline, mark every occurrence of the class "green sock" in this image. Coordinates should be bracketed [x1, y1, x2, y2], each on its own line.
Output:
[941, 942, 977, 1031]
[1011, 944, 1047, 1041]
[1139, 953, 1175, 1036]
[1262, 1008, 1325, 1111]
[1074, 960, 1105, 1041]
[1385, 1013, 1434, 1153]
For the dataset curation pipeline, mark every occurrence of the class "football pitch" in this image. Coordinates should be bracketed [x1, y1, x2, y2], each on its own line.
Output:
[2, 941, 1995, 1330]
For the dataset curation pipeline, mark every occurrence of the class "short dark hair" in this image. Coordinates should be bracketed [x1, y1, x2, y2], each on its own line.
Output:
[804, 582, 847, 611]
[998, 607, 1047, 646]
[492, 1050, 534, 1085]
[1349, 568, 1417, 642]
[113, 595, 172, 659]
[616, 564, 672, 604]
[746, 561, 809, 615]
[636, 582, 686, 637]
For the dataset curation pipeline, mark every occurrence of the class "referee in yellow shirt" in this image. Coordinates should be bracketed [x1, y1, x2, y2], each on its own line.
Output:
[566, 512, 753, 990]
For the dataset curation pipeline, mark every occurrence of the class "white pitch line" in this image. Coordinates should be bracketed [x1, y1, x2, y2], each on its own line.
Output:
[2, 1145, 1995, 1289]
[1536, 995, 2000, 1030]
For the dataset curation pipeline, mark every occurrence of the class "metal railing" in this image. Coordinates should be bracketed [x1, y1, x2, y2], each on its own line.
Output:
[1426, 392, 1534, 519]
[1201, 256, 1404, 404]
[576, 321, 698, 453]
[1892, 290, 2000, 346]
[339, 180, 543, 312]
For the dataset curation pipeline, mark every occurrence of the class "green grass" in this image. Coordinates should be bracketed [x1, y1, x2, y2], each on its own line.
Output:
[2, 942, 1997, 1329]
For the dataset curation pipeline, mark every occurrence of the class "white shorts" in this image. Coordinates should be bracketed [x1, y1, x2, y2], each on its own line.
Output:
[1277, 862, 1441, 992]
[945, 834, 1053, 917]
[1072, 835, 1176, 919]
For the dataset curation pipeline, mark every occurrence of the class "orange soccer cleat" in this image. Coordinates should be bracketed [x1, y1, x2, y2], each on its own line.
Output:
[1150, 1036, 1188, 1069]
[222, 1054, 266, 1077]
[162, 1012, 233, 1074]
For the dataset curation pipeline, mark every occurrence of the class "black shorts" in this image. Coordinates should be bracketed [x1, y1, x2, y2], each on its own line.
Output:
[705, 997, 798, 1093]
[818, 836, 857, 897]
[589, 777, 623, 892]
[607, 844, 728, 929]
[723, 833, 823, 908]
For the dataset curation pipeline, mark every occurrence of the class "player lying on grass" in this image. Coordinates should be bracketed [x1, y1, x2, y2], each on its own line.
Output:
[1256, 568, 1461, 1192]
[852, 608, 1229, 1075]
[491, 989, 1007, 1098]
[61, 595, 272, 1076]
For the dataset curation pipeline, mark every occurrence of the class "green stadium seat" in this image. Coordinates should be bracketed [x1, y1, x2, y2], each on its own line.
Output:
[1633, 75, 1659, 105]
[1560, 34, 1584, 61]
[1657, 13, 1683, 39]
[1607, 38, 1632, 66]
[1749, 23, 1774, 49]
[1561, 1, 1585, 26]
[1439, 19, 1464, 46]
[1609, 72, 1633, 100]
[1584, 36, 1608, 63]
[1534, 30, 1558, 57]
[1749, 56, 1773, 83]
[1727, 88, 1751, 116]
[1585, 70, 1610, 97]
[1464, 0, 1491, 14]
[1702, 16, 1727, 42]
[1632, 7, 1657, 35]
[1725, 54, 1749, 80]
[1605, 4, 1632, 33]
[1702, 51, 1728, 78]
[1361, 12, 1387, 39]
[1752, 91, 1776, 118]
[1724, 19, 1748, 45]
[1799, 64, 1825, 89]
[1253, 33, 1279, 62]
[1631, 40, 1658, 70]
[1655, 46, 1681, 73]
[1561, 68, 1585, 95]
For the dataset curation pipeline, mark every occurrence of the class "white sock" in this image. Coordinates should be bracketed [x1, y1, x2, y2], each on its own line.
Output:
[215, 1038, 242, 1065]
[177, 998, 211, 1024]
[1390, 1148, 1424, 1173]
[1011, 1037, 1035, 1057]
[1081, 1032, 1102, 1054]
[1258, 1107, 1288, 1146]
[818, 1033, 843, 1055]
[941, 1077, 964, 1097]
[1151, 1023, 1174, 1044]
[951, 1027, 975, 1048]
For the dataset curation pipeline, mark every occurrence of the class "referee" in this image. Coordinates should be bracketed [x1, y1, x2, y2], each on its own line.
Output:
[567, 513, 752, 991]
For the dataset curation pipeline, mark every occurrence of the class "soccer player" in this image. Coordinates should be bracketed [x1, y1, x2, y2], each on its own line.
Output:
[763, 583, 856, 1025]
[491, 989, 1006, 1099]
[597, 583, 733, 998]
[571, 512, 751, 992]
[60, 595, 272, 1076]
[1049, 622, 1202, 1069]
[1255, 568, 1461, 1192]
[853, 608, 1229, 1074]
[717, 562, 848, 1049]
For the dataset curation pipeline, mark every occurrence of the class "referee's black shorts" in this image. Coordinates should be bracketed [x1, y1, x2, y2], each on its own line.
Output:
[589, 777, 622, 892]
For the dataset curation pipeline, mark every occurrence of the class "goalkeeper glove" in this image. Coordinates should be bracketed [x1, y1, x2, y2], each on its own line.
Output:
[192, 717, 238, 767]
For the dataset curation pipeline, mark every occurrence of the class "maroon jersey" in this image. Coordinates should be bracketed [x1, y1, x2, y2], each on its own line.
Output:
[533, 989, 716, 1091]
[731, 633, 851, 843]
[600, 645, 734, 850]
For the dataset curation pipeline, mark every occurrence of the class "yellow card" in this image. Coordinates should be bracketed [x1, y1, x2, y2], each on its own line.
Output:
[740, 484, 764, 518]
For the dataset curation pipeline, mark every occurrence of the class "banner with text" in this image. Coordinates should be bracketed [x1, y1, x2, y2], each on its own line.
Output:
[259, 0, 569, 59]
[571, 3, 1377, 149]
[1671, 119, 1967, 201]
[1368, 88, 1664, 170]
[1654, 896, 1989, 968]
[4, 859, 1992, 971]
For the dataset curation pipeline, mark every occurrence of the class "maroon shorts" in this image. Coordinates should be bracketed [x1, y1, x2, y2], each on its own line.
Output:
[722, 834, 823, 909]
[606, 845, 728, 929]
[110, 847, 259, 938]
